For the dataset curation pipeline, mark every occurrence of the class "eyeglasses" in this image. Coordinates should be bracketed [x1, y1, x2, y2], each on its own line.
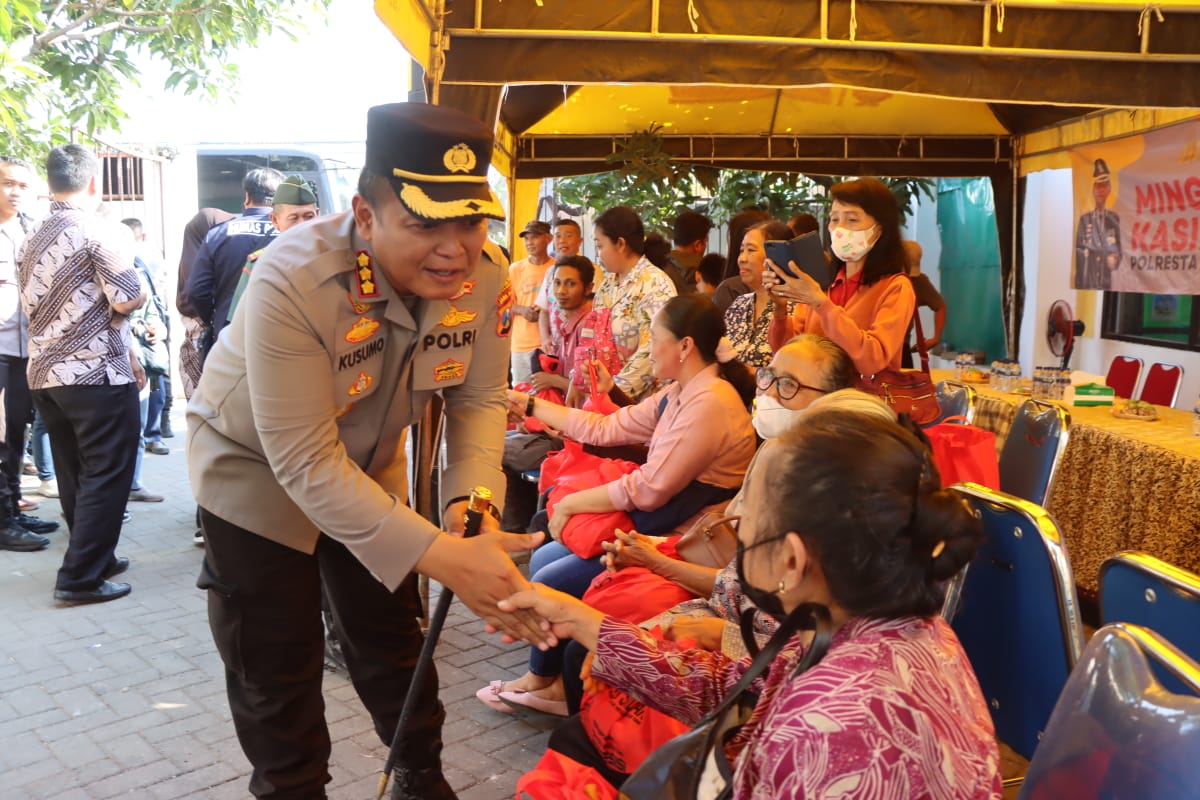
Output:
[755, 367, 828, 401]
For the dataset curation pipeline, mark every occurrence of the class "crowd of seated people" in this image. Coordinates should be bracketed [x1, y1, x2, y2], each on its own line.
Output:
[487, 189, 989, 796]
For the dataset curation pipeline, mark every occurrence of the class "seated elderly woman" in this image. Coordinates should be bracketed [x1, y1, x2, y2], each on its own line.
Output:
[478, 294, 757, 716]
[723, 219, 796, 369]
[591, 333, 862, 626]
[504, 409, 1001, 798]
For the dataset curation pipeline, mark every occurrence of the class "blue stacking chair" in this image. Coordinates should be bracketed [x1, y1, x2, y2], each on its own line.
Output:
[998, 399, 1070, 506]
[1017, 623, 1200, 800]
[950, 483, 1085, 763]
[1099, 551, 1200, 695]
[929, 379, 977, 426]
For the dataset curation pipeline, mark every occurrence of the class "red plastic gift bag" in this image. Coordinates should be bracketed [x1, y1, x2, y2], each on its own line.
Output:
[539, 442, 641, 558]
[516, 748, 618, 800]
[924, 416, 1000, 489]
[583, 566, 694, 624]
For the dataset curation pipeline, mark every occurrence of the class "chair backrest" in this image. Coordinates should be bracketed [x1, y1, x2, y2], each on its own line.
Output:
[1139, 362, 1184, 407]
[932, 379, 977, 426]
[950, 483, 1085, 761]
[997, 399, 1071, 506]
[1104, 355, 1143, 399]
[1017, 623, 1200, 800]
[1099, 551, 1200, 694]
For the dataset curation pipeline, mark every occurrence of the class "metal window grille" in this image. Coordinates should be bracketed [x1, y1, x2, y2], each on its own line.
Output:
[100, 152, 145, 201]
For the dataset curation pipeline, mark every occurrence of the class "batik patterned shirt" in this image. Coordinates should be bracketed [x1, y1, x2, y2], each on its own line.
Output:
[724, 292, 794, 369]
[592, 614, 1002, 799]
[18, 201, 142, 389]
[592, 256, 676, 399]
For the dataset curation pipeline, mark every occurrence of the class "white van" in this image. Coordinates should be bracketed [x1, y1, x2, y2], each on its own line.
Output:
[195, 146, 359, 215]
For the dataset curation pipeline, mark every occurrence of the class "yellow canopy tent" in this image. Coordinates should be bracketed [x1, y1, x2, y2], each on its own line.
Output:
[373, 0, 1200, 354]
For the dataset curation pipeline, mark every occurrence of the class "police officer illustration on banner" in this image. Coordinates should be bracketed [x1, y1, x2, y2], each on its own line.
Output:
[187, 102, 551, 799]
[1075, 157, 1122, 290]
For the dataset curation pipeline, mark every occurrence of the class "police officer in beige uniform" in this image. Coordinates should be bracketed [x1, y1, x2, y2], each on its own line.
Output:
[188, 103, 546, 800]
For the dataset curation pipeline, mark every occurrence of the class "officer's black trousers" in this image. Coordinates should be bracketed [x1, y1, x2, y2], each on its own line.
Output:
[198, 509, 446, 800]
[0, 354, 31, 521]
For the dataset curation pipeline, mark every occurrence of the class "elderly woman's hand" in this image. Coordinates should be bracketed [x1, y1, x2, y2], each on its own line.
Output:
[600, 528, 666, 573]
[663, 616, 727, 651]
[763, 258, 827, 308]
[548, 494, 577, 543]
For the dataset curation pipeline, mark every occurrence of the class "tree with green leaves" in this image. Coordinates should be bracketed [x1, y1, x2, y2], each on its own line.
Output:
[551, 126, 937, 232]
[0, 0, 328, 160]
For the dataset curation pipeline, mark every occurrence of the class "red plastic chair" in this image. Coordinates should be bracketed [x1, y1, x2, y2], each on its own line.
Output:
[1138, 362, 1184, 407]
[1104, 355, 1142, 399]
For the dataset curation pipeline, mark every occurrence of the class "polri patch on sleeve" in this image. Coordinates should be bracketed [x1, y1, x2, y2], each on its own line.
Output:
[355, 250, 379, 298]
[496, 279, 514, 337]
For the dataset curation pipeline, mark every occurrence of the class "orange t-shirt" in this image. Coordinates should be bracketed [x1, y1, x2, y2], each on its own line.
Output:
[508, 257, 551, 352]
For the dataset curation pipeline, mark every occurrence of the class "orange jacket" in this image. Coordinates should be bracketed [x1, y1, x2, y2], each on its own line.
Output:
[768, 273, 916, 375]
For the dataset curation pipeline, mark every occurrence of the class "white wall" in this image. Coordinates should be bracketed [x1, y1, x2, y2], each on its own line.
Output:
[1023, 169, 1200, 409]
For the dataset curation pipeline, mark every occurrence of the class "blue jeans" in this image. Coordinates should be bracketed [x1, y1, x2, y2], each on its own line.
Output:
[31, 410, 54, 482]
[144, 375, 165, 442]
[527, 540, 605, 677]
[132, 393, 148, 492]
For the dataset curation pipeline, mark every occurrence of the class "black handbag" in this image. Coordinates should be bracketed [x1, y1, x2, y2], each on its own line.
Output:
[618, 603, 832, 800]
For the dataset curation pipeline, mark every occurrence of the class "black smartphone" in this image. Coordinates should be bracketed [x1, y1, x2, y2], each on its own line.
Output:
[764, 232, 832, 290]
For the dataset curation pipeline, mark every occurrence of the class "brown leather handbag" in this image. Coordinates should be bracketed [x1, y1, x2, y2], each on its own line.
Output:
[674, 513, 739, 569]
[858, 301, 940, 425]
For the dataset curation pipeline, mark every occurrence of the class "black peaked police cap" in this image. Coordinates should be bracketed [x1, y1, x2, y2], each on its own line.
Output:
[365, 103, 505, 223]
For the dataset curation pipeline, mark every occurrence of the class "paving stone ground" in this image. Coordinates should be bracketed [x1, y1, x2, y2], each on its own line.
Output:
[0, 407, 552, 799]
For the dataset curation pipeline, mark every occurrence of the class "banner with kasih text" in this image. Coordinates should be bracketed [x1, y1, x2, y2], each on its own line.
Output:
[1070, 119, 1200, 293]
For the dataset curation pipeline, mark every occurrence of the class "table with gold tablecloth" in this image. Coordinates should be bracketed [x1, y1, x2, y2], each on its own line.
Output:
[931, 370, 1200, 594]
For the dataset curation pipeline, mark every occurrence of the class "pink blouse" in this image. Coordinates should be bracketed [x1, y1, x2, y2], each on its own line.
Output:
[559, 363, 755, 512]
[591, 614, 1001, 799]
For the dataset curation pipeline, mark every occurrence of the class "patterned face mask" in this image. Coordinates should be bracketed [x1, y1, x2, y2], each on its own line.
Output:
[830, 225, 879, 262]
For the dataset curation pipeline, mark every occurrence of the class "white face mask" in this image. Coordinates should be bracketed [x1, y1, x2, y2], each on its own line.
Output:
[830, 225, 879, 262]
[752, 393, 808, 439]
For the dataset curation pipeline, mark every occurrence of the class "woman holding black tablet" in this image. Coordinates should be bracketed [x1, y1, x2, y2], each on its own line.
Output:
[763, 178, 915, 376]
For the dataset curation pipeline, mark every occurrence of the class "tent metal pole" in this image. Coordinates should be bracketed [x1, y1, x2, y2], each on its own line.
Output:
[443, 26, 1200, 63]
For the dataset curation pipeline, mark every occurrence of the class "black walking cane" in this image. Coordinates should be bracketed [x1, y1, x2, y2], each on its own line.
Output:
[376, 486, 493, 800]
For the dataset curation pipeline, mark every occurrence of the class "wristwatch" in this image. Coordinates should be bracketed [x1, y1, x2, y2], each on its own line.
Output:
[525, 394, 536, 417]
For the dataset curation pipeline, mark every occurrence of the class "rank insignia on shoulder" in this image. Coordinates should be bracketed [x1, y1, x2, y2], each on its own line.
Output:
[449, 280, 476, 301]
[345, 316, 381, 343]
[440, 306, 478, 328]
[434, 358, 466, 382]
[355, 250, 379, 298]
[348, 371, 374, 396]
[496, 279, 514, 337]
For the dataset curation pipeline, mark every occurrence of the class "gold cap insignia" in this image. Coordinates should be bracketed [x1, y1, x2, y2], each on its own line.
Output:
[443, 143, 477, 174]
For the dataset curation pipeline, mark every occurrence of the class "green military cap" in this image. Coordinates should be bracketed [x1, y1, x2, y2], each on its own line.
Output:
[273, 175, 318, 207]
[365, 102, 505, 223]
